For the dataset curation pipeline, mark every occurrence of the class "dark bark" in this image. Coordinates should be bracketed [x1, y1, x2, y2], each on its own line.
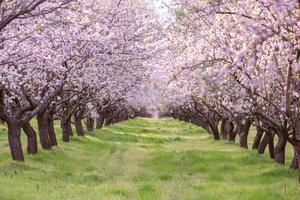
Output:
[252, 127, 264, 150]
[61, 118, 72, 142]
[37, 112, 52, 150]
[74, 114, 84, 136]
[204, 123, 211, 134]
[105, 116, 112, 126]
[22, 122, 38, 154]
[228, 122, 237, 142]
[220, 118, 228, 140]
[258, 132, 269, 154]
[66, 117, 73, 136]
[290, 153, 299, 170]
[210, 125, 220, 140]
[7, 120, 24, 161]
[197, 118, 211, 134]
[191, 117, 197, 126]
[183, 117, 189, 122]
[86, 117, 94, 132]
[268, 132, 275, 159]
[96, 114, 105, 129]
[237, 121, 244, 136]
[239, 118, 251, 149]
[274, 136, 287, 164]
[292, 143, 300, 182]
[45, 113, 57, 147]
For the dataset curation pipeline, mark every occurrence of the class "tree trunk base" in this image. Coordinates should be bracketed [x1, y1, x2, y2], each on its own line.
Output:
[22, 122, 38, 155]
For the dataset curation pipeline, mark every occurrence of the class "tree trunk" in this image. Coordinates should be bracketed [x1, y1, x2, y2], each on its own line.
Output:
[86, 117, 94, 132]
[237, 121, 244, 136]
[274, 136, 287, 164]
[105, 117, 112, 126]
[252, 127, 264, 150]
[74, 114, 84, 136]
[67, 117, 73, 136]
[268, 132, 275, 159]
[184, 117, 189, 122]
[191, 117, 197, 126]
[292, 143, 300, 182]
[290, 153, 299, 170]
[37, 112, 52, 150]
[7, 120, 24, 161]
[210, 125, 220, 140]
[228, 122, 237, 142]
[220, 118, 228, 140]
[22, 122, 38, 154]
[46, 113, 57, 147]
[258, 132, 269, 154]
[239, 118, 251, 149]
[199, 118, 211, 134]
[96, 114, 105, 129]
[61, 118, 72, 142]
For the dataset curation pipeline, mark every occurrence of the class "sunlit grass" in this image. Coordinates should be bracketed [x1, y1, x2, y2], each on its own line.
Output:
[0, 118, 299, 200]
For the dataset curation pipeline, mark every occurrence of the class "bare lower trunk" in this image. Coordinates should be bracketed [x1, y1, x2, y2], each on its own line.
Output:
[239, 119, 251, 149]
[22, 122, 38, 154]
[37, 112, 52, 150]
[252, 127, 263, 150]
[105, 117, 112, 126]
[46, 113, 57, 147]
[67, 118, 73, 136]
[210, 125, 220, 140]
[86, 117, 94, 132]
[258, 133, 269, 154]
[274, 136, 287, 164]
[191, 117, 197, 126]
[268, 132, 275, 159]
[237, 122, 244, 136]
[61, 118, 72, 142]
[292, 143, 300, 182]
[74, 115, 84, 136]
[96, 114, 105, 129]
[228, 122, 237, 142]
[7, 120, 24, 161]
[257, 130, 275, 159]
[290, 153, 299, 170]
[220, 118, 228, 140]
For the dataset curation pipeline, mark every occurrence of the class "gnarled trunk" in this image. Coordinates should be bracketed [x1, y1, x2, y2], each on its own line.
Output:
[239, 118, 251, 149]
[96, 114, 105, 129]
[220, 118, 228, 140]
[37, 112, 52, 150]
[68, 118, 73, 136]
[252, 127, 264, 150]
[237, 121, 244, 136]
[105, 116, 112, 126]
[274, 136, 287, 164]
[258, 133, 268, 154]
[22, 122, 38, 154]
[7, 120, 24, 161]
[210, 124, 220, 140]
[268, 132, 275, 159]
[45, 113, 57, 147]
[292, 143, 300, 182]
[228, 122, 237, 142]
[290, 153, 299, 170]
[61, 118, 72, 142]
[257, 131, 275, 159]
[74, 114, 84, 136]
[86, 117, 94, 132]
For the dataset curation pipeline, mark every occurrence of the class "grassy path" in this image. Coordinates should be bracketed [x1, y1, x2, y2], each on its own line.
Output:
[0, 118, 300, 200]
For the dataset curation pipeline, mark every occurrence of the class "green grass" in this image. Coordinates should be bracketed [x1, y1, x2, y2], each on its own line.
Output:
[0, 117, 299, 200]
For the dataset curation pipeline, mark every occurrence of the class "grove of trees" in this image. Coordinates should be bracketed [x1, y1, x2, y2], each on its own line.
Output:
[1, 0, 300, 182]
